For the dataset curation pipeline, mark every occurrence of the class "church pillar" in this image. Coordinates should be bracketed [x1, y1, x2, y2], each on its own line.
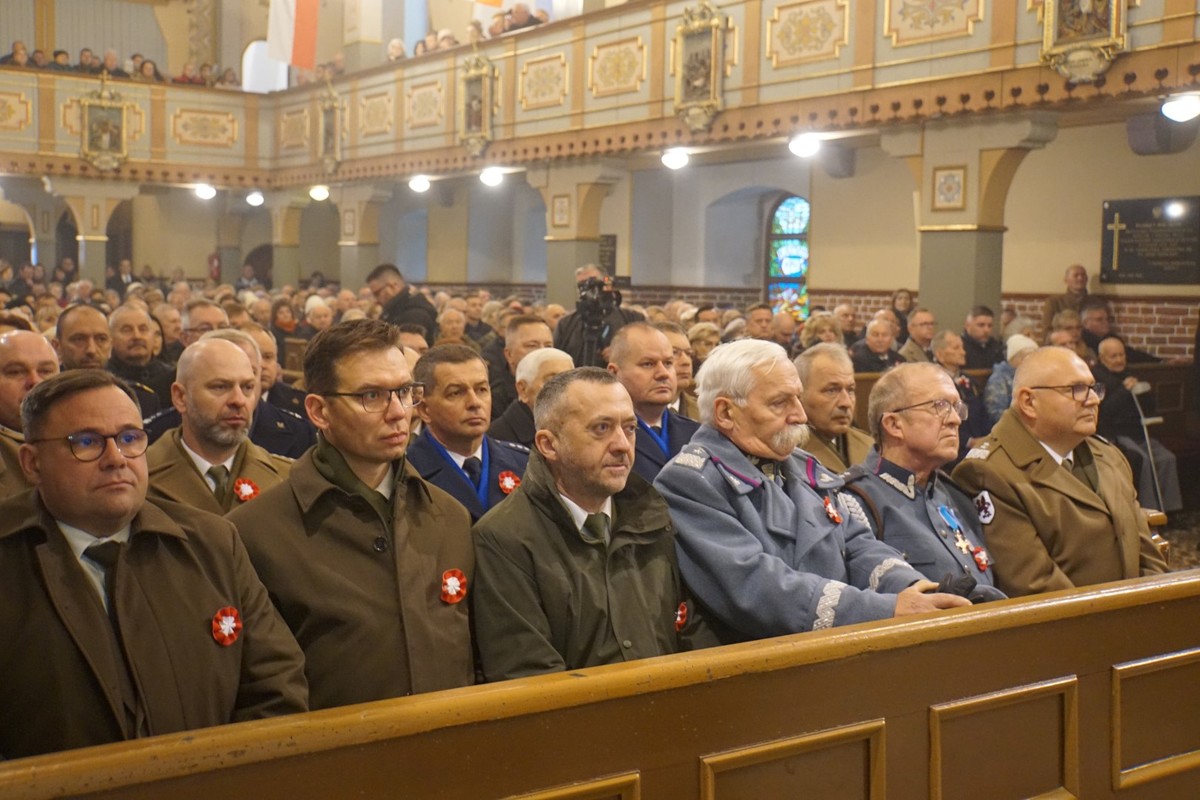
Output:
[341, 0, 383, 72]
[265, 193, 307, 290]
[332, 184, 391, 290]
[881, 112, 1058, 330]
[426, 179, 470, 284]
[216, 205, 244, 286]
[44, 178, 140, 284]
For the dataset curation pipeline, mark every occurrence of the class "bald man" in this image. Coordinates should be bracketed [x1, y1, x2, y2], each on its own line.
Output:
[0, 330, 60, 498]
[145, 338, 291, 515]
[952, 347, 1166, 597]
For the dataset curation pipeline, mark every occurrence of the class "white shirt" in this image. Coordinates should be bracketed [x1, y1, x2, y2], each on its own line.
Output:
[59, 521, 132, 612]
[180, 437, 236, 493]
[1040, 441, 1073, 465]
[557, 492, 613, 536]
[374, 464, 397, 501]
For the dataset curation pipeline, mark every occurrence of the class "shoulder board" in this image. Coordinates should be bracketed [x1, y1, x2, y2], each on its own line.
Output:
[143, 407, 175, 425]
[1090, 433, 1113, 446]
[963, 442, 993, 461]
[276, 407, 309, 423]
[670, 444, 710, 471]
[496, 439, 530, 453]
[840, 464, 868, 484]
[268, 452, 295, 466]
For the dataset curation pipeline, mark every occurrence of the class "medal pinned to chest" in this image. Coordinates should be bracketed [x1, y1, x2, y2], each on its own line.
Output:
[939, 504, 990, 573]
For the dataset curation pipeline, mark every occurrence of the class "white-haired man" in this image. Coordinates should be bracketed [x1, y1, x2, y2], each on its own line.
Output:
[490, 347, 574, 446]
[654, 340, 969, 643]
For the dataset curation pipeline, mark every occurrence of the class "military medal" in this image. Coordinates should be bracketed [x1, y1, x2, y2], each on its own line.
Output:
[211, 606, 242, 646]
[232, 477, 260, 502]
[497, 471, 521, 494]
[823, 496, 842, 524]
[953, 530, 972, 555]
[675, 601, 688, 632]
[440, 569, 468, 604]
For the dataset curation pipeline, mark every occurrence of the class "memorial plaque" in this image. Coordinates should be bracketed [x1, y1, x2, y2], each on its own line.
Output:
[1100, 197, 1200, 284]
[598, 233, 617, 276]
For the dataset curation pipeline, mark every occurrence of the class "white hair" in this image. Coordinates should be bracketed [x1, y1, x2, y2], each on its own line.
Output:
[696, 339, 791, 425]
[515, 347, 574, 385]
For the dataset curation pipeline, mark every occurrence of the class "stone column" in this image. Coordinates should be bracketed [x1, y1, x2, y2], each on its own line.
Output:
[881, 112, 1058, 331]
[216, 206, 244, 287]
[264, 192, 309, 290]
[341, 0, 383, 72]
[332, 184, 391, 290]
[44, 178, 140, 284]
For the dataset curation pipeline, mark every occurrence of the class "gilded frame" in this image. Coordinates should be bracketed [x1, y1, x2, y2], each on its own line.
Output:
[318, 86, 342, 174]
[1041, 0, 1125, 82]
[459, 54, 495, 158]
[673, 1, 724, 133]
[80, 95, 128, 172]
[931, 166, 966, 212]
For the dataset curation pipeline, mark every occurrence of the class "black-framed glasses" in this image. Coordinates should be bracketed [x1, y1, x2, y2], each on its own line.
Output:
[324, 382, 425, 412]
[28, 428, 149, 462]
[1029, 383, 1106, 402]
[889, 398, 968, 421]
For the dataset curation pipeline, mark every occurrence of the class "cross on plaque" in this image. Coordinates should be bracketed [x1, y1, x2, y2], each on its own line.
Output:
[1106, 212, 1127, 271]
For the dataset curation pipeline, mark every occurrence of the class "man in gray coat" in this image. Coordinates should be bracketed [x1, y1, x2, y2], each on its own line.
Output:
[654, 340, 969, 644]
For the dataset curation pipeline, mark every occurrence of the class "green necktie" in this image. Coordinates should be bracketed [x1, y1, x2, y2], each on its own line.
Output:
[207, 465, 230, 505]
[582, 512, 609, 544]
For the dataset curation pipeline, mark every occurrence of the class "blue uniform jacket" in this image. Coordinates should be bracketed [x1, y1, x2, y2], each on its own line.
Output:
[407, 430, 529, 521]
[653, 425, 925, 641]
[632, 410, 701, 483]
[841, 450, 997, 587]
[143, 402, 316, 459]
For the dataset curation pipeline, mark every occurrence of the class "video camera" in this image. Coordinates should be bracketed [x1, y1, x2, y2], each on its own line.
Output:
[576, 275, 621, 330]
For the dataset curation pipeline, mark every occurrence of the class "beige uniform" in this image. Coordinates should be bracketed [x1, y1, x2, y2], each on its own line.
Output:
[146, 428, 291, 515]
[0, 426, 31, 500]
[951, 409, 1167, 597]
[804, 426, 874, 474]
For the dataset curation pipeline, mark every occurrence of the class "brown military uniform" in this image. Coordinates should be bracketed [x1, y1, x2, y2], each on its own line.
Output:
[803, 426, 874, 474]
[226, 439, 475, 710]
[952, 409, 1167, 597]
[898, 339, 931, 363]
[146, 428, 291, 515]
[0, 425, 31, 500]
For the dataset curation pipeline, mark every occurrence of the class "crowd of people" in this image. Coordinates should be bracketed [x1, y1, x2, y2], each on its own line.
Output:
[0, 254, 1193, 760]
[0, 39, 240, 88]
[383, 3, 551, 63]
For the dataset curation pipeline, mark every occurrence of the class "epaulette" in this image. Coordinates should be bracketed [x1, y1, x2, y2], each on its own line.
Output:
[840, 464, 868, 484]
[268, 452, 295, 466]
[143, 407, 175, 426]
[670, 444, 710, 471]
[496, 439, 530, 453]
[963, 441, 993, 460]
[275, 407, 310, 424]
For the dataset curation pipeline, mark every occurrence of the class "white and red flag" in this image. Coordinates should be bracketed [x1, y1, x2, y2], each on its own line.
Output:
[267, 0, 319, 70]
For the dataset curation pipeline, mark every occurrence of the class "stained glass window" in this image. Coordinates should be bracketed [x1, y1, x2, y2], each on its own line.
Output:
[766, 196, 810, 321]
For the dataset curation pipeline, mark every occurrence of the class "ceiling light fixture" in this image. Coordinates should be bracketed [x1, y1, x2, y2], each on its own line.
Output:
[479, 167, 504, 186]
[409, 175, 431, 193]
[1161, 94, 1200, 123]
[309, 184, 330, 201]
[246, 190, 264, 207]
[788, 133, 821, 158]
[194, 184, 217, 200]
[661, 148, 689, 170]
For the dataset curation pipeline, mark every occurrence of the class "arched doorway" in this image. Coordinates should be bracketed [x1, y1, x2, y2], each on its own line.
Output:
[55, 210, 79, 267]
[244, 243, 274, 289]
[106, 200, 133, 267]
[0, 200, 33, 267]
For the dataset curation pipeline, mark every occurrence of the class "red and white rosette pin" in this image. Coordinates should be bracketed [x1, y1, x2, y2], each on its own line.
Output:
[497, 471, 521, 495]
[212, 606, 242, 646]
[441, 569, 468, 604]
[674, 601, 688, 632]
[823, 496, 843, 524]
[232, 477, 260, 502]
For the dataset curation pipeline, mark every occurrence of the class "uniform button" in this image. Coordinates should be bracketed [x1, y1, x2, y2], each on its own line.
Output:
[373, 537, 388, 552]
[622, 639, 633, 648]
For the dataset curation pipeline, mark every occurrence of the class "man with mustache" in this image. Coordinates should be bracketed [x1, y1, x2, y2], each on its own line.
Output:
[54, 304, 112, 371]
[106, 305, 174, 413]
[227, 320, 475, 708]
[795, 343, 873, 473]
[473, 368, 702, 680]
[840, 364, 1002, 595]
[953, 347, 1167, 597]
[654, 340, 968, 643]
[145, 337, 291, 514]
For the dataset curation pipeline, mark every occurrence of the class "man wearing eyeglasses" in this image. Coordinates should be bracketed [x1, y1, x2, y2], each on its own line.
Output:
[0, 370, 307, 758]
[179, 299, 230, 347]
[227, 319, 475, 709]
[841, 364, 1003, 597]
[952, 347, 1167, 597]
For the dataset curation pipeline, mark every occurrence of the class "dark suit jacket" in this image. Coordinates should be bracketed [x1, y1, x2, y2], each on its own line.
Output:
[0, 494, 308, 758]
[144, 403, 315, 460]
[490, 399, 536, 447]
[407, 430, 529, 521]
[632, 410, 700, 483]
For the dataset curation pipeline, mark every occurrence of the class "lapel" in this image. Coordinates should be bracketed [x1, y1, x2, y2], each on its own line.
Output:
[410, 431, 484, 518]
[802, 433, 849, 474]
[146, 430, 223, 515]
[1026, 445, 1110, 516]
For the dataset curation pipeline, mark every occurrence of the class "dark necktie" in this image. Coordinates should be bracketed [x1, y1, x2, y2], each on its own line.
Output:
[462, 456, 482, 487]
[582, 512, 610, 544]
[1063, 456, 1094, 491]
[83, 540, 144, 736]
[207, 465, 230, 505]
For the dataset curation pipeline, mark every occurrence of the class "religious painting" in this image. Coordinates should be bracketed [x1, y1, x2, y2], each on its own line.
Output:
[458, 54, 495, 158]
[931, 166, 966, 211]
[80, 95, 127, 172]
[673, 1, 724, 132]
[1041, 0, 1125, 82]
[318, 87, 341, 173]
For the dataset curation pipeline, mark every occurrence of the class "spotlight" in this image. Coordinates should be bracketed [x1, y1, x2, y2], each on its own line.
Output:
[1161, 94, 1200, 123]
[479, 167, 504, 187]
[194, 184, 217, 200]
[309, 184, 330, 201]
[661, 148, 689, 170]
[409, 175, 431, 193]
[246, 190, 264, 207]
[1165, 200, 1187, 219]
[788, 133, 821, 157]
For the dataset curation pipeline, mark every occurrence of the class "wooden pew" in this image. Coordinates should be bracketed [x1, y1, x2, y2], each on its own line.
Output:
[6, 572, 1200, 799]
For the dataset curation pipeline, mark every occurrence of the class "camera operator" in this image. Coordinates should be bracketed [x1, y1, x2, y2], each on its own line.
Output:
[553, 264, 644, 368]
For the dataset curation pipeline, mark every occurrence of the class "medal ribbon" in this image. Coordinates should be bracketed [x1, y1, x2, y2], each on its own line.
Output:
[638, 410, 670, 457]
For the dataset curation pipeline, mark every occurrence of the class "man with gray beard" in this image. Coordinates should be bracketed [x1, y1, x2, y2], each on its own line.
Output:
[145, 338, 291, 514]
[654, 339, 968, 644]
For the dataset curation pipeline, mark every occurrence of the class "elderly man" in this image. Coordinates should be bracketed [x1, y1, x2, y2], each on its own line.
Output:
[227, 320, 474, 709]
[489, 314, 554, 419]
[841, 364, 1002, 595]
[0, 370, 306, 758]
[54, 304, 112, 371]
[654, 340, 968, 643]
[962, 306, 1005, 370]
[795, 343, 873, 473]
[932, 330, 990, 463]
[607, 323, 700, 482]
[1049, 309, 1095, 364]
[145, 337, 292, 514]
[490, 347, 574, 446]
[771, 312, 797, 353]
[297, 298, 334, 340]
[833, 304, 860, 346]
[743, 303, 774, 340]
[850, 318, 905, 373]
[474, 368, 703, 680]
[1092, 336, 1182, 512]
[107, 305, 173, 412]
[408, 345, 528, 521]
[953, 347, 1167, 597]
[366, 263, 438, 345]
[180, 298, 230, 347]
[1041, 264, 1089, 341]
[0, 331, 59, 498]
[1079, 300, 1160, 364]
[899, 308, 936, 363]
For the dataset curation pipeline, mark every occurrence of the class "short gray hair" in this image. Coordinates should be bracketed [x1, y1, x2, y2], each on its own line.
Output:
[793, 342, 851, 385]
[534, 367, 617, 432]
[516, 347, 573, 385]
[198, 327, 261, 366]
[867, 362, 943, 441]
[696, 339, 791, 425]
[930, 329, 960, 356]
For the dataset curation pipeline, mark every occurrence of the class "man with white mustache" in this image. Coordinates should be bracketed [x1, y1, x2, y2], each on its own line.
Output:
[655, 339, 968, 644]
